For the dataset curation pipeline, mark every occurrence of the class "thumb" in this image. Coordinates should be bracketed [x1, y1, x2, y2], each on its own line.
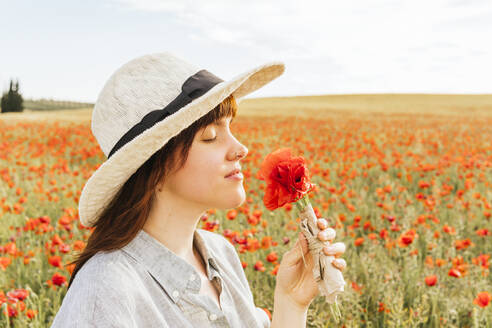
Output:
[282, 232, 309, 266]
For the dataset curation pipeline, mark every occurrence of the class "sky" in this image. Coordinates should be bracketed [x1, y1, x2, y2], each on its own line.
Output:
[1, 0, 491, 103]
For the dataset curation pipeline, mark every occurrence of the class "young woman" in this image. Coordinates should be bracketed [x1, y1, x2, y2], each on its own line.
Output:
[51, 52, 347, 328]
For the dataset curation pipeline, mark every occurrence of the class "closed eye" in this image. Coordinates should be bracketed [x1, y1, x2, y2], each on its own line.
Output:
[203, 119, 233, 142]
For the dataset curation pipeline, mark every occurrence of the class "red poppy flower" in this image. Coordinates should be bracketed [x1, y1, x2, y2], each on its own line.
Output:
[52, 272, 67, 286]
[473, 291, 491, 308]
[425, 275, 437, 286]
[448, 268, 461, 278]
[59, 243, 71, 253]
[48, 255, 62, 268]
[266, 252, 278, 263]
[257, 148, 315, 210]
[476, 229, 490, 237]
[6, 288, 29, 301]
[354, 237, 364, 247]
[254, 260, 265, 272]
[26, 309, 38, 319]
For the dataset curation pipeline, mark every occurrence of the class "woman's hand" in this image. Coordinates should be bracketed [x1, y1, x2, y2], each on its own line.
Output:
[274, 217, 347, 310]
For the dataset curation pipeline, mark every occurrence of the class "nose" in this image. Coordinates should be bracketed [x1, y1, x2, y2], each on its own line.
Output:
[230, 143, 248, 161]
[226, 128, 248, 161]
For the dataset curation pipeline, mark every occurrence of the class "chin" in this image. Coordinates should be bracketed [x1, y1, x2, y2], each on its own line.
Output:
[220, 193, 246, 209]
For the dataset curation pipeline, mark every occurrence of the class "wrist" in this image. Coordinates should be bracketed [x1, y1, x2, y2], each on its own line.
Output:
[271, 290, 309, 328]
[273, 290, 309, 313]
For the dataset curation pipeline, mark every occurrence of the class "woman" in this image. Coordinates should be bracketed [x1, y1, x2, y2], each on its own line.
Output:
[51, 52, 347, 327]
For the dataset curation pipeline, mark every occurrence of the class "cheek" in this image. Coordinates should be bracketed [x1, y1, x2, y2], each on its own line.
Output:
[175, 154, 223, 193]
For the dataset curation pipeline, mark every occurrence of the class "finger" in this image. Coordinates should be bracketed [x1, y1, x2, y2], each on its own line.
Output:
[322, 242, 346, 257]
[317, 228, 336, 242]
[317, 218, 328, 230]
[331, 258, 346, 271]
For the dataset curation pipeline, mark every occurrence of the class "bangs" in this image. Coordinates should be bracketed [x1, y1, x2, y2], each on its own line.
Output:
[193, 94, 238, 131]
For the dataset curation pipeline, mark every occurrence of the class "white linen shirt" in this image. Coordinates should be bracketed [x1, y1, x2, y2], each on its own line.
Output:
[50, 228, 271, 328]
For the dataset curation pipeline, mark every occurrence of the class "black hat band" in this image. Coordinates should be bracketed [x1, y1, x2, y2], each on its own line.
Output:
[108, 69, 224, 159]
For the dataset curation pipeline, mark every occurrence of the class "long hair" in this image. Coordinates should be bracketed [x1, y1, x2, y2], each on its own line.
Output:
[67, 94, 238, 289]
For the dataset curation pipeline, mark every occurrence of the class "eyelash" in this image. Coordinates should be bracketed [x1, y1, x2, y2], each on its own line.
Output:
[203, 121, 233, 142]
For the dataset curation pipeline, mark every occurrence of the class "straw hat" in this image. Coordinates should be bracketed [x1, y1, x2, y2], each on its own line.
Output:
[78, 52, 285, 227]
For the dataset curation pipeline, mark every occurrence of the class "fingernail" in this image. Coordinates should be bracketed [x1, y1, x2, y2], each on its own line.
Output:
[317, 218, 328, 230]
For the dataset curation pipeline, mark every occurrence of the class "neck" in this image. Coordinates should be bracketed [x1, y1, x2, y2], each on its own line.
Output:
[142, 193, 207, 263]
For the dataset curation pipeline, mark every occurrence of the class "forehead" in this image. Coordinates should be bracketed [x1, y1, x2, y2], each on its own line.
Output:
[212, 116, 233, 126]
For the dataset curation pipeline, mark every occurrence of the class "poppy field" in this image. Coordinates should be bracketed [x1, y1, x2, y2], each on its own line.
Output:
[0, 102, 491, 327]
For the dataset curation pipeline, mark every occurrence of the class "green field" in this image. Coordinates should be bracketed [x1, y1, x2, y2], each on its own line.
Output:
[0, 94, 491, 327]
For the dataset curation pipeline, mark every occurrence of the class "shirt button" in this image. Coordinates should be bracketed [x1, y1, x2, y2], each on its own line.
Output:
[172, 290, 179, 298]
[189, 274, 196, 281]
[209, 313, 217, 321]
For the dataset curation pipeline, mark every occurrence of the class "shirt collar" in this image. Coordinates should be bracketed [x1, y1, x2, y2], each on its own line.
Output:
[121, 228, 221, 303]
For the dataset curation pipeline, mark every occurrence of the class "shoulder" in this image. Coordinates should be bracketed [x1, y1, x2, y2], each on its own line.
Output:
[81, 249, 138, 279]
[51, 250, 138, 327]
[74, 249, 140, 294]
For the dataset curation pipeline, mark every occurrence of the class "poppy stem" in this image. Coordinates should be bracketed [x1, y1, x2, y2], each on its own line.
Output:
[294, 194, 311, 212]
[329, 300, 342, 323]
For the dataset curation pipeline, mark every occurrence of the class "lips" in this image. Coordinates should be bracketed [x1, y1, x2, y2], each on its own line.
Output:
[225, 168, 241, 178]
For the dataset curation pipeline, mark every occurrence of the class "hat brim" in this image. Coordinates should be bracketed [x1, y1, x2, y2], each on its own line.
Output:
[78, 61, 285, 227]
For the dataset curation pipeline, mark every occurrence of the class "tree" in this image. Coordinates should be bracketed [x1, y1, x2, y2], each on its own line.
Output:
[1, 79, 24, 113]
